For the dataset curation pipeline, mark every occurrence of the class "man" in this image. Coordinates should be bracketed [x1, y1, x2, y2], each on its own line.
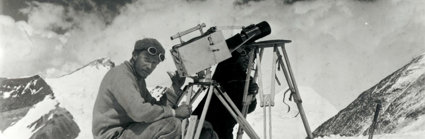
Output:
[92, 38, 191, 139]
[193, 46, 259, 139]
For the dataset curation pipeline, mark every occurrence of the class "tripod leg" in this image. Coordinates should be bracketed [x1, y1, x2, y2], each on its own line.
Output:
[253, 48, 265, 87]
[214, 86, 260, 139]
[237, 48, 256, 139]
[189, 86, 206, 106]
[270, 46, 277, 106]
[184, 115, 198, 139]
[240, 50, 256, 116]
[253, 48, 266, 139]
[263, 103, 267, 139]
[177, 84, 188, 107]
[256, 48, 265, 107]
[181, 84, 194, 139]
[268, 104, 272, 139]
[263, 94, 273, 139]
[193, 84, 214, 139]
[278, 46, 313, 139]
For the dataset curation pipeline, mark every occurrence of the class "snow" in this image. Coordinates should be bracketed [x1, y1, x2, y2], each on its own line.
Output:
[318, 130, 425, 139]
[44, 60, 111, 139]
[233, 84, 425, 139]
[1, 58, 339, 139]
[0, 59, 112, 139]
[29, 86, 43, 95]
[236, 87, 338, 139]
[148, 86, 168, 101]
[33, 79, 38, 86]
[398, 109, 425, 133]
[2, 90, 14, 99]
[386, 55, 425, 92]
[22, 81, 32, 93]
[0, 95, 57, 139]
[16, 85, 22, 91]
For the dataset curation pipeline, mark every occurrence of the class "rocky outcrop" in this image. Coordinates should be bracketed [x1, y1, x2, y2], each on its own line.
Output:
[0, 75, 53, 131]
[313, 54, 425, 137]
[29, 107, 80, 139]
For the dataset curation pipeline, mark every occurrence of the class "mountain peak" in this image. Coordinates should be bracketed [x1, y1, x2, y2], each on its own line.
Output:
[409, 52, 425, 64]
[313, 53, 425, 137]
[59, 58, 115, 78]
[88, 58, 115, 68]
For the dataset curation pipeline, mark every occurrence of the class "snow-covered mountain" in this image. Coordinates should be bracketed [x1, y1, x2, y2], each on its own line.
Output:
[44, 58, 114, 139]
[0, 58, 114, 139]
[313, 53, 425, 137]
[0, 75, 53, 131]
[0, 75, 81, 139]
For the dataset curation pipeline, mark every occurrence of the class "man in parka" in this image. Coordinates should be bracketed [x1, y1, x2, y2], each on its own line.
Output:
[92, 38, 191, 139]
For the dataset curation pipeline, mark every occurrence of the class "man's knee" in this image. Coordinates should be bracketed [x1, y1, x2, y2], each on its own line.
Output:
[155, 117, 182, 139]
[119, 117, 182, 139]
[145, 117, 181, 132]
[160, 117, 181, 130]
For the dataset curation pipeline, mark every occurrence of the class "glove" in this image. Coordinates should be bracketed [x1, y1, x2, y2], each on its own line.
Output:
[248, 77, 259, 96]
[167, 71, 186, 89]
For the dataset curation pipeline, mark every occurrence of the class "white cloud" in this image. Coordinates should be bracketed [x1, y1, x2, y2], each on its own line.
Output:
[20, 2, 73, 33]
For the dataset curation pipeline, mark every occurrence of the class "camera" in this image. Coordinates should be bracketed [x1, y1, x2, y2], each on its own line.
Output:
[225, 21, 271, 53]
[170, 21, 271, 77]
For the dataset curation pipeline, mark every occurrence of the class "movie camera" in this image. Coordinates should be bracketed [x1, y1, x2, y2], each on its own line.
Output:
[170, 21, 271, 78]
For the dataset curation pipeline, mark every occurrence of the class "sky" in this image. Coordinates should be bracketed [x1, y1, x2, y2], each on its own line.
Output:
[1, 0, 425, 109]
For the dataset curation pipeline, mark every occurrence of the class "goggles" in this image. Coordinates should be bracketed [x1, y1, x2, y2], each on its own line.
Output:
[142, 47, 165, 62]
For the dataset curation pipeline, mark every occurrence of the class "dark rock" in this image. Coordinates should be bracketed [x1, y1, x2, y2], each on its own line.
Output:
[0, 75, 54, 131]
[29, 107, 80, 139]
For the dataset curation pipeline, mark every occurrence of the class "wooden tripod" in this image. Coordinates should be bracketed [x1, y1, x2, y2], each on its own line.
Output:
[179, 75, 260, 139]
[236, 40, 314, 139]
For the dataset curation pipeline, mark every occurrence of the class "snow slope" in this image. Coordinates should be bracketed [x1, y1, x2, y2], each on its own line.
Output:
[44, 58, 113, 139]
[314, 53, 425, 137]
[0, 58, 113, 139]
[0, 75, 53, 131]
[238, 87, 338, 139]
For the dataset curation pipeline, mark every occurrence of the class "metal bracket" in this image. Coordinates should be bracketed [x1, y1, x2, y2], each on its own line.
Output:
[170, 23, 206, 44]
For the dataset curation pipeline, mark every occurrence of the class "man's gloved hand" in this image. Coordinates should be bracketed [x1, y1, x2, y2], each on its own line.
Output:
[248, 78, 259, 114]
[175, 103, 192, 119]
[167, 71, 186, 89]
[248, 79, 259, 96]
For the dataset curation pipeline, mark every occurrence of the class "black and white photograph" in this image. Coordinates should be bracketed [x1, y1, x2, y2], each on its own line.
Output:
[1, 0, 425, 139]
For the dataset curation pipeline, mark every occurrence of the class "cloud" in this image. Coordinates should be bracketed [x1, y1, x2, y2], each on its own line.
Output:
[20, 2, 74, 33]
[0, 2, 101, 78]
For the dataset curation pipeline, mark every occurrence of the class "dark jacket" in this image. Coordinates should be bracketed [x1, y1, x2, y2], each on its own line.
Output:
[92, 61, 173, 139]
[193, 54, 258, 139]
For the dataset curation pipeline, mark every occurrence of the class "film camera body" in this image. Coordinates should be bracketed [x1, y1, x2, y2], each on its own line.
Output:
[170, 21, 271, 77]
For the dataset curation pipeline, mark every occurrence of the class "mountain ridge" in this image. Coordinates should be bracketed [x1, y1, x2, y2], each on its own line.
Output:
[0, 58, 114, 139]
[313, 53, 425, 137]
